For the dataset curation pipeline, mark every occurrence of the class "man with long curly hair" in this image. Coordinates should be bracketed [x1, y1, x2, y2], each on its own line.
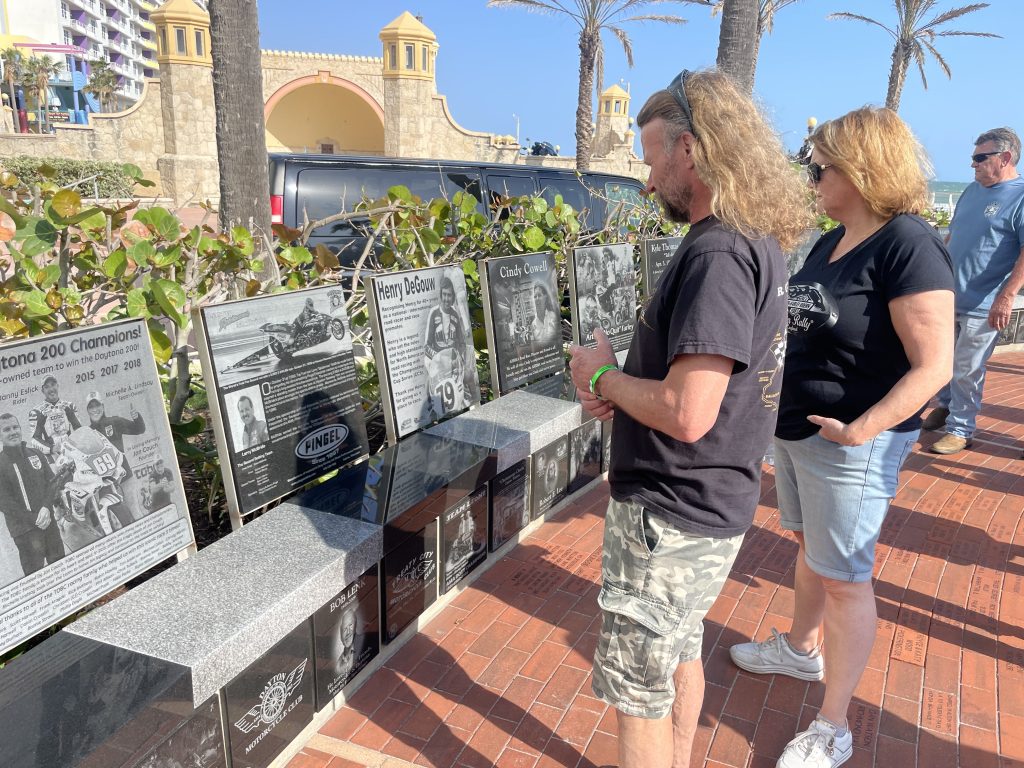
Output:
[569, 69, 811, 768]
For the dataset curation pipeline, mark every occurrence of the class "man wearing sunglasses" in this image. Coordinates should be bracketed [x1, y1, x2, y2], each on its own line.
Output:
[569, 69, 809, 768]
[923, 127, 1024, 454]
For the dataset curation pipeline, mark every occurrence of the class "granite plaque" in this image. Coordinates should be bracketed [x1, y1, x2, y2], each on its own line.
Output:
[382, 521, 438, 643]
[195, 285, 369, 524]
[481, 251, 564, 395]
[567, 418, 603, 494]
[531, 436, 569, 519]
[521, 370, 575, 401]
[441, 484, 488, 593]
[312, 564, 379, 710]
[997, 309, 1021, 345]
[569, 243, 637, 351]
[1015, 311, 1024, 344]
[490, 459, 530, 551]
[367, 265, 481, 441]
[602, 419, 613, 473]
[131, 696, 225, 768]
[224, 620, 314, 768]
[640, 237, 683, 296]
[0, 319, 194, 655]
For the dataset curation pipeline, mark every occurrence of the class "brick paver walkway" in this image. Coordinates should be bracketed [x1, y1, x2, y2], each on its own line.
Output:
[289, 354, 1024, 768]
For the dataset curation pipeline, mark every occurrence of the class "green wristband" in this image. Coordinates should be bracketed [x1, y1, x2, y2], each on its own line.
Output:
[589, 364, 618, 399]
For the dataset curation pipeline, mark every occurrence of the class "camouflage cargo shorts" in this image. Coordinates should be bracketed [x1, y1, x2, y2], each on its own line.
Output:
[591, 497, 743, 719]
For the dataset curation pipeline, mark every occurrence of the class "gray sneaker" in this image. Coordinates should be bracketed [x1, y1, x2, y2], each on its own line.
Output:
[729, 628, 824, 681]
[777, 717, 853, 767]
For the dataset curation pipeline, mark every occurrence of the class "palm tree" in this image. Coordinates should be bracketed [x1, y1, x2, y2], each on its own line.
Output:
[85, 59, 119, 112]
[714, 0, 759, 93]
[830, 1, 999, 112]
[0, 47, 23, 130]
[20, 55, 63, 133]
[712, 0, 801, 90]
[487, 0, 709, 171]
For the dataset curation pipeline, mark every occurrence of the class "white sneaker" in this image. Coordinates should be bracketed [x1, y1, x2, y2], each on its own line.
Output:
[729, 627, 824, 681]
[777, 717, 853, 767]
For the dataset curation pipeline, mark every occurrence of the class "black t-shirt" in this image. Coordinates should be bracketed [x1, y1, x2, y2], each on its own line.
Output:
[609, 217, 788, 537]
[777, 214, 954, 441]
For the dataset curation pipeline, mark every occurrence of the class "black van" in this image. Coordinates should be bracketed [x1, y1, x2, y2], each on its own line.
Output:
[268, 153, 647, 262]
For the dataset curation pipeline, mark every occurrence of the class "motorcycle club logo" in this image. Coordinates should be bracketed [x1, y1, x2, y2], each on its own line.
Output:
[234, 659, 307, 735]
[28, 455, 42, 470]
[391, 552, 435, 602]
[985, 202, 1001, 218]
[294, 424, 350, 459]
[329, 290, 344, 311]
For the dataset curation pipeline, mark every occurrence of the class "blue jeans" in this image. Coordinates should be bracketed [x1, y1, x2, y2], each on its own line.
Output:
[936, 314, 1000, 439]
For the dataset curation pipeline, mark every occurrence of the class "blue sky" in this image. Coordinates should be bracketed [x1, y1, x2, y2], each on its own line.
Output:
[258, 1, 1022, 182]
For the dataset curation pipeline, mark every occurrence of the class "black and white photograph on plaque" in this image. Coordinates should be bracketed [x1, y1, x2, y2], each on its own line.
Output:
[482, 252, 564, 394]
[441, 484, 487, 593]
[531, 436, 568, 519]
[602, 419, 613, 473]
[135, 696, 225, 768]
[313, 565, 379, 709]
[489, 459, 530, 552]
[224, 620, 315, 768]
[0, 319, 194, 656]
[997, 309, 1020, 346]
[568, 419, 603, 494]
[641, 237, 683, 296]
[369, 265, 480, 439]
[570, 243, 637, 351]
[196, 286, 369, 520]
[1015, 311, 1024, 345]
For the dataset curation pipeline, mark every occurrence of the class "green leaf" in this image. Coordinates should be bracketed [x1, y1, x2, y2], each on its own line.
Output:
[37, 163, 57, 179]
[14, 217, 58, 257]
[20, 290, 53, 318]
[522, 225, 546, 251]
[171, 415, 206, 437]
[462, 259, 478, 277]
[231, 226, 254, 255]
[418, 227, 442, 253]
[38, 264, 61, 289]
[151, 244, 182, 268]
[154, 278, 186, 307]
[150, 284, 183, 326]
[428, 198, 451, 220]
[387, 185, 413, 203]
[121, 163, 144, 180]
[135, 207, 180, 240]
[147, 321, 173, 365]
[126, 288, 149, 318]
[102, 249, 128, 279]
[50, 189, 82, 219]
[128, 239, 156, 265]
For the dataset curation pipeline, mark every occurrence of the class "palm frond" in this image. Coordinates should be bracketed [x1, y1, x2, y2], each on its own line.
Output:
[921, 38, 952, 78]
[934, 30, 1001, 38]
[911, 42, 930, 89]
[607, 25, 635, 66]
[617, 14, 689, 24]
[920, 3, 991, 30]
[828, 12, 898, 40]
[487, 0, 566, 13]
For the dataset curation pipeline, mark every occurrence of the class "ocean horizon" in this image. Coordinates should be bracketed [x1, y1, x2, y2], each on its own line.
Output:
[929, 180, 970, 208]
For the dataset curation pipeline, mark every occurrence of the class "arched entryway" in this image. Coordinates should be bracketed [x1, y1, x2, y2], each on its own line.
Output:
[265, 74, 384, 155]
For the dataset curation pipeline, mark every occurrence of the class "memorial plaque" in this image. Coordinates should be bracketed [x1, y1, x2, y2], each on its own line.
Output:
[481, 251, 564, 395]
[367, 265, 481, 441]
[521, 370, 575, 401]
[531, 436, 569, 519]
[569, 243, 637, 351]
[602, 419, 613, 473]
[224, 620, 314, 768]
[132, 696, 225, 768]
[490, 459, 530, 551]
[195, 286, 368, 523]
[997, 309, 1021, 345]
[382, 521, 438, 643]
[1014, 312, 1024, 345]
[0, 319, 194, 655]
[441, 484, 488, 593]
[567, 418, 603, 494]
[640, 237, 683, 296]
[313, 564, 380, 710]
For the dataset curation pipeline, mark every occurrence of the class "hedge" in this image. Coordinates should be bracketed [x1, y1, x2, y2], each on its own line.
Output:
[0, 155, 135, 198]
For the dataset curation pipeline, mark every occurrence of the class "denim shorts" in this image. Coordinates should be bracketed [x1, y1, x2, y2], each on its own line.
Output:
[591, 498, 743, 719]
[773, 429, 918, 583]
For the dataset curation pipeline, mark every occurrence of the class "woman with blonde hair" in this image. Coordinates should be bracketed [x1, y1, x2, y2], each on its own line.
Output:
[730, 106, 954, 768]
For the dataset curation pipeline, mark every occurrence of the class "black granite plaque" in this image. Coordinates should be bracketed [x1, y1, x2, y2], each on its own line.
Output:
[224, 620, 314, 768]
[521, 370, 576, 401]
[441, 484, 488, 593]
[568, 419, 603, 494]
[130, 696, 225, 768]
[602, 419, 613, 473]
[997, 309, 1021, 345]
[382, 521, 438, 644]
[569, 243, 637, 351]
[1015, 312, 1024, 345]
[312, 564, 380, 710]
[531, 436, 569, 519]
[640, 237, 683, 296]
[482, 251, 564, 395]
[490, 460, 530, 552]
[0, 632, 194, 768]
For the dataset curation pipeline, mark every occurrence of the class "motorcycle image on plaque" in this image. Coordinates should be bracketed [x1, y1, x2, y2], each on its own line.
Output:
[367, 265, 481, 442]
[480, 251, 564, 396]
[0, 319, 195, 656]
[195, 286, 369, 525]
[568, 243, 637, 351]
[640, 237, 683, 297]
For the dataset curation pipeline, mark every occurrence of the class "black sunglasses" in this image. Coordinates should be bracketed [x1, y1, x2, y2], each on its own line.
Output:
[806, 162, 833, 185]
[972, 151, 1002, 164]
[666, 70, 698, 139]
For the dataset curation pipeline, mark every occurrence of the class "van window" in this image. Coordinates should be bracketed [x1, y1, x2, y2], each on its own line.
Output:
[537, 175, 592, 226]
[604, 180, 650, 229]
[486, 175, 537, 201]
[298, 167, 482, 236]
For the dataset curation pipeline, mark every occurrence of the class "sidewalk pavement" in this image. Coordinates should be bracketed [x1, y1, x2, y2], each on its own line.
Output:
[287, 353, 1024, 768]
